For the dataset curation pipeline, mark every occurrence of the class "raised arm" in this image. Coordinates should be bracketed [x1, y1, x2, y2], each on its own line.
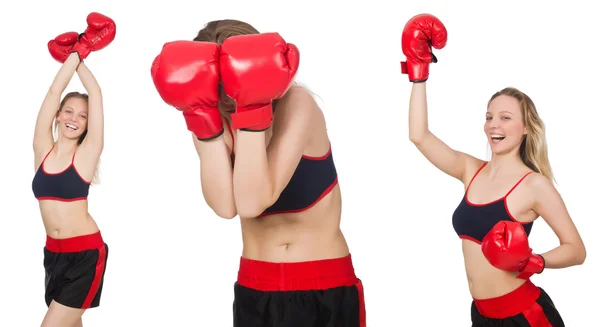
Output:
[219, 32, 301, 219]
[151, 40, 237, 219]
[408, 83, 478, 181]
[34, 48, 80, 162]
[75, 62, 104, 156]
[233, 87, 312, 219]
[402, 14, 480, 183]
[193, 134, 237, 219]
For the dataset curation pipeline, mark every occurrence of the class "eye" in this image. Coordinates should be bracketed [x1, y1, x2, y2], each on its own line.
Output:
[501, 116, 511, 120]
[485, 117, 492, 120]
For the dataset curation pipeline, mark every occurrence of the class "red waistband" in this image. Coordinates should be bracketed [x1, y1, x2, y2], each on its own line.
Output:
[45, 231, 104, 253]
[474, 280, 541, 319]
[237, 254, 358, 292]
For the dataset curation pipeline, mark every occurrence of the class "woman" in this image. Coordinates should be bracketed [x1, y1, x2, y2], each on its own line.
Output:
[151, 19, 366, 327]
[34, 16, 115, 327]
[403, 14, 586, 326]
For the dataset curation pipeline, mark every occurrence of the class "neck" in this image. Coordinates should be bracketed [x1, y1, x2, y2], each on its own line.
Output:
[488, 148, 522, 176]
[55, 135, 79, 156]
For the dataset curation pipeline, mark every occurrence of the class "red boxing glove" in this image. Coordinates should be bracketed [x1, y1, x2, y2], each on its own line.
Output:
[72, 12, 117, 60]
[400, 13, 448, 82]
[220, 32, 300, 131]
[48, 32, 79, 63]
[481, 221, 545, 280]
[151, 41, 224, 141]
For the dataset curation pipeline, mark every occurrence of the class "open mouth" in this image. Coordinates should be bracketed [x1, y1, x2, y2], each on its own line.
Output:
[490, 134, 505, 143]
[65, 123, 79, 131]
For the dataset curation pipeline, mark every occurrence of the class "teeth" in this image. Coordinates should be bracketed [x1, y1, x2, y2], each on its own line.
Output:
[66, 123, 78, 130]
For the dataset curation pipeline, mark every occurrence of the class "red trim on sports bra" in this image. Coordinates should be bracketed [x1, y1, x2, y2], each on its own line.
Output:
[41, 146, 92, 185]
[257, 176, 339, 218]
[224, 115, 332, 161]
[465, 162, 534, 224]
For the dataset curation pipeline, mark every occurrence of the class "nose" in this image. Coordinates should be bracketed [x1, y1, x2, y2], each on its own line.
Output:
[488, 117, 500, 128]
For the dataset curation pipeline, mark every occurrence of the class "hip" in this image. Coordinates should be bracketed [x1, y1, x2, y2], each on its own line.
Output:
[471, 280, 564, 326]
[468, 272, 529, 300]
[233, 253, 366, 326]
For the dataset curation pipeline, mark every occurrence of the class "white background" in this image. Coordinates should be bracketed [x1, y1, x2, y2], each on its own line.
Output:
[1, 0, 598, 326]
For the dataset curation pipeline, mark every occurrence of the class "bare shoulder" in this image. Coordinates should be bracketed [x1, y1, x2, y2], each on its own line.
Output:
[272, 85, 329, 155]
[33, 143, 54, 171]
[524, 172, 556, 194]
[275, 85, 321, 120]
[460, 155, 487, 186]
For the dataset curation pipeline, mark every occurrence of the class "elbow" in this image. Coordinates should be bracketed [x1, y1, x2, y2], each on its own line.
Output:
[409, 133, 425, 145]
[208, 202, 237, 219]
[236, 196, 272, 219]
[234, 188, 274, 219]
[409, 135, 423, 145]
[204, 196, 237, 219]
[237, 205, 266, 219]
[576, 245, 587, 265]
[409, 130, 429, 145]
[214, 208, 237, 219]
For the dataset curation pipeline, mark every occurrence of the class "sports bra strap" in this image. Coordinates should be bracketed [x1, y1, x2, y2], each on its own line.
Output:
[42, 145, 55, 164]
[505, 171, 534, 197]
[466, 162, 488, 192]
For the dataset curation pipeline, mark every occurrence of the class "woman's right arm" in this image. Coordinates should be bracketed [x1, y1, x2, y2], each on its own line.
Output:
[33, 53, 80, 160]
[408, 82, 480, 182]
[192, 135, 237, 219]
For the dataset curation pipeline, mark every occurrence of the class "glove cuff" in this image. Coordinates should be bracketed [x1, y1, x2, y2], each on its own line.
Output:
[72, 42, 91, 60]
[516, 253, 545, 280]
[400, 59, 430, 83]
[183, 108, 224, 141]
[231, 103, 273, 131]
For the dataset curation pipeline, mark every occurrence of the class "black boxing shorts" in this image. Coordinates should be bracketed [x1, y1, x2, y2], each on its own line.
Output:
[44, 231, 108, 309]
[233, 254, 366, 327]
[471, 280, 565, 326]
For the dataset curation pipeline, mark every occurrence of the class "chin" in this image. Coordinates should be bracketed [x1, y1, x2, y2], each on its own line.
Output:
[489, 142, 519, 155]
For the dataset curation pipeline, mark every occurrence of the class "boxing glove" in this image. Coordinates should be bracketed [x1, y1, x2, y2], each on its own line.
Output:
[400, 13, 448, 82]
[48, 32, 79, 63]
[481, 221, 545, 280]
[72, 12, 117, 60]
[151, 41, 224, 141]
[220, 32, 300, 131]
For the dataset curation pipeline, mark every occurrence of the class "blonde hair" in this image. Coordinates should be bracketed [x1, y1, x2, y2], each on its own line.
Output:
[488, 87, 554, 182]
[54, 91, 100, 184]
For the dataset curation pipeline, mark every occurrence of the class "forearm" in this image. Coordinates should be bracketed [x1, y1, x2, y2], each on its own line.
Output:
[49, 53, 80, 94]
[196, 136, 237, 219]
[77, 63, 103, 143]
[540, 243, 586, 269]
[408, 82, 430, 143]
[232, 131, 272, 218]
[76, 62, 101, 95]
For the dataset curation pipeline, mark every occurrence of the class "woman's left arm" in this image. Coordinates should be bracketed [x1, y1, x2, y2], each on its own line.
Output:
[532, 175, 586, 268]
[77, 62, 104, 154]
[233, 87, 316, 218]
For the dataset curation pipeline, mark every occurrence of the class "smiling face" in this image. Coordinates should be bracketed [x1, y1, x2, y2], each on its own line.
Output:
[484, 94, 527, 155]
[56, 96, 88, 141]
